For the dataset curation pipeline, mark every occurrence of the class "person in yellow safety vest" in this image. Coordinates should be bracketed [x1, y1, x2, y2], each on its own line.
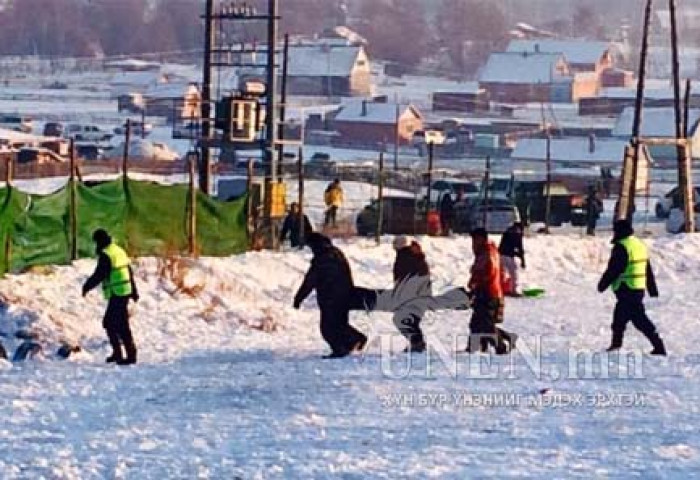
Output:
[82, 229, 140, 365]
[597, 220, 666, 355]
[323, 179, 343, 228]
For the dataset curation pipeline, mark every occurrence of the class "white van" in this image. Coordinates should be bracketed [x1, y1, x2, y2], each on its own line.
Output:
[64, 124, 113, 142]
[0, 115, 33, 133]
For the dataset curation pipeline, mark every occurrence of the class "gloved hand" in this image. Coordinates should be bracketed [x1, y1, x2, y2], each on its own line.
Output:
[81, 285, 89, 297]
[131, 291, 140, 303]
[521, 259, 526, 269]
[293, 297, 302, 309]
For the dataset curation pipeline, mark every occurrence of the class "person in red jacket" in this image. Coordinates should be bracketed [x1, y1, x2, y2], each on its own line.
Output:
[392, 236, 431, 352]
[467, 228, 516, 354]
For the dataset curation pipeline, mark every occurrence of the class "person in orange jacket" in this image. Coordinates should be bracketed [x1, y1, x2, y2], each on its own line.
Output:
[467, 228, 517, 354]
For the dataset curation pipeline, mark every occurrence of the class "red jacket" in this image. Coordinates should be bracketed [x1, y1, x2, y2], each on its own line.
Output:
[469, 241, 503, 299]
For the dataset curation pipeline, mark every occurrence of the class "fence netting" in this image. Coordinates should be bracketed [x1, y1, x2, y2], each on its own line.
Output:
[0, 178, 247, 274]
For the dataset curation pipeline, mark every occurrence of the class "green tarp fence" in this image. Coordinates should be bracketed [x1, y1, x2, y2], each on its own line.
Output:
[0, 178, 248, 274]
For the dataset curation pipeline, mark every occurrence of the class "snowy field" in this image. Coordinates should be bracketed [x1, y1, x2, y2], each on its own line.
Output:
[1, 233, 700, 478]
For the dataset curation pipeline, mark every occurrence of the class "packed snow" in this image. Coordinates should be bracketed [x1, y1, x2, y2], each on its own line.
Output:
[1, 232, 700, 478]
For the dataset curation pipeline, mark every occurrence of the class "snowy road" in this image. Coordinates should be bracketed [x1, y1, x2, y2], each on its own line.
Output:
[1, 235, 700, 478]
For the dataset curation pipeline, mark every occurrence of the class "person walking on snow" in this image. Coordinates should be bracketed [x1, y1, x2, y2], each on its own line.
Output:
[293, 232, 367, 358]
[499, 222, 525, 296]
[82, 229, 139, 365]
[439, 193, 455, 235]
[280, 202, 313, 248]
[598, 220, 666, 355]
[392, 236, 431, 353]
[467, 228, 517, 354]
[323, 179, 343, 228]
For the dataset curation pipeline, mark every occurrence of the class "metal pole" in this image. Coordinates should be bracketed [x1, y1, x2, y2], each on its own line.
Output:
[263, 0, 279, 248]
[627, 0, 654, 223]
[425, 141, 434, 233]
[277, 33, 290, 179]
[683, 80, 695, 232]
[376, 150, 385, 245]
[393, 103, 400, 171]
[482, 156, 491, 230]
[297, 146, 305, 247]
[544, 133, 552, 234]
[200, 0, 215, 194]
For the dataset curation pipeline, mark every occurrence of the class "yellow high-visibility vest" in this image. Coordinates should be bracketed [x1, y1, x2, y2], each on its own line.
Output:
[101, 243, 132, 299]
[612, 236, 648, 291]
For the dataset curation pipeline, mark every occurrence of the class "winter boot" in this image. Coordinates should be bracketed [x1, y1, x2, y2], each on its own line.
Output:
[649, 335, 667, 356]
[117, 350, 137, 365]
[323, 350, 350, 359]
[606, 332, 624, 352]
[404, 340, 427, 354]
[105, 354, 122, 363]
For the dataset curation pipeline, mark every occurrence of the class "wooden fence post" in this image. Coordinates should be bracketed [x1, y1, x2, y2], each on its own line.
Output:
[69, 139, 78, 261]
[297, 147, 305, 246]
[187, 151, 198, 256]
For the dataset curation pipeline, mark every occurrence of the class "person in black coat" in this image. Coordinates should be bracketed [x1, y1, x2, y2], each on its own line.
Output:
[280, 202, 313, 248]
[439, 193, 455, 235]
[293, 233, 367, 358]
[584, 186, 603, 236]
[598, 220, 666, 355]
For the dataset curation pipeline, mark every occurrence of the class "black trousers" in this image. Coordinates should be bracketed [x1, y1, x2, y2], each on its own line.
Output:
[469, 297, 508, 353]
[103, 296, 136, 361]
[320, 307, 366, 355]
[611, 293, 660, 346]
[324, 206, 338, 227]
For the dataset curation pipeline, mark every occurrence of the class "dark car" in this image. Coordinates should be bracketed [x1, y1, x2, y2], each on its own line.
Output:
[43, 122, 64, 137]
[76, 144, 105, 161]
[512, 180, 584, 227]
[356, 196, 426, 236]
[455, 197, 520, 234]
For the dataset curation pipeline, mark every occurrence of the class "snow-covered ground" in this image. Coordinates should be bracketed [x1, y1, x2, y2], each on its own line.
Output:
[2, 233, 700, 478]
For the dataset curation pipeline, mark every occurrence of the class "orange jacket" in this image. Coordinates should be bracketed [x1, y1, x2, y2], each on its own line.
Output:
[468, 241, 503, 299]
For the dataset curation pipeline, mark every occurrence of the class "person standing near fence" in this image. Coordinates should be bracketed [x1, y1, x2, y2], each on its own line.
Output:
[82, 229, 140, 365]
[323, 179, 343, 229]
[280, 202, 313, 248]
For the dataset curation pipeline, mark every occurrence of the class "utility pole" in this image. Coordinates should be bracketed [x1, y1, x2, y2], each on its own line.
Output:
[393, 102, 400, 171]
[544, 133, 552, 234]
[200, 0, 215, 194]
[425, 141, 435, 233]
[670, 0, 695, 233]
[263, 0, 280, 247]
[482, 156, 491, 230]
[277, 33, 290, 179]
[623, 0, 653, 223]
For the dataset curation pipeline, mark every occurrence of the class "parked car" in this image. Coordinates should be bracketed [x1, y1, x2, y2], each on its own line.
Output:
[511, 180, 585, 227]
[42, 122, 64, 137]
[17, 147, 64, 164]
[105, 139, 180, 162]
[666, 204, 700, 233]
[422, 178, 480, 205]
[0, 115, 33, 133]
[64, 124, 113, 142]
[458, 197, 520, 234]
[356, 195, 425, 236]
[656, 186, 700, 219]
[481, 175, 514, 199]
[76, 143, 105, 161]
[114, 121, 153, 136]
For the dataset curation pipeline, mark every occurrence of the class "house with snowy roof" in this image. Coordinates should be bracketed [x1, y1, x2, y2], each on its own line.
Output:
[506, 40, 615, 74]
[331, 101, 422, 147]
[238, 41, 372, 98]
[613, 106, 700, 164]
[478, 52, 573, 104]
[511, 136, 637, 168]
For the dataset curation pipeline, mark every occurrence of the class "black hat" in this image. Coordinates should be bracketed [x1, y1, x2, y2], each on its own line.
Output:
[470, 228, 488, 239]
[92, 228, 111, 248]
[612, 219, 634, 241]
[306, 232, 332, 254]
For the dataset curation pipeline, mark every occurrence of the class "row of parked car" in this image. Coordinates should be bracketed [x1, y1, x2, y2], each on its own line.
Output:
[356, 177, 594, 236]
[0, 114, 154, 142]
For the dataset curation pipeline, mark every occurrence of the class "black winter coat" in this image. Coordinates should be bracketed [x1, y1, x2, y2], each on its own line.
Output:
[295, 245, 354, 309]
